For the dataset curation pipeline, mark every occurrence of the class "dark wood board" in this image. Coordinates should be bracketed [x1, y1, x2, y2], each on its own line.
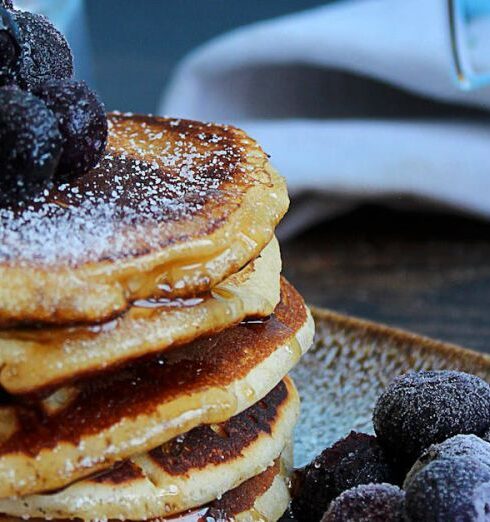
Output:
[282, 204, 490, 353]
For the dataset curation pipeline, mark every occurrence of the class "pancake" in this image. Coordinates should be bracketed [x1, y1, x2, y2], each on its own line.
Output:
[0, 238, 281, 395]
[0, 113, 289, 327]
[0, 378, 298, 520]
[0, 456, 291, 522]
[173, 456, 292, 522]
[0, 279, 314, 498]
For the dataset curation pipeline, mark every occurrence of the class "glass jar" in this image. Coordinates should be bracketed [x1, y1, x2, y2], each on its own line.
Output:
[449, 0, 490, 89]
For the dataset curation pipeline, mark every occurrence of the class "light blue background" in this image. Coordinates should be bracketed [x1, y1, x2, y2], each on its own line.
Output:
[85, 1, 329, 113]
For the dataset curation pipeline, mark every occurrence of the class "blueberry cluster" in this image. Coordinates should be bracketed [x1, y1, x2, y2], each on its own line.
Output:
[0, 2, 107, 202]
[292, 432, 396, 521]
[286, 370, 490, 522]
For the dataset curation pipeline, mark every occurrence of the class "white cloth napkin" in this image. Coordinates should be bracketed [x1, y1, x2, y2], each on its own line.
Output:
[160, 0, 490, 234]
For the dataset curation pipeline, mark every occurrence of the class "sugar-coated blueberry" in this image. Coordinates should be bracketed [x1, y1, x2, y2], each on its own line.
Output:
[373, 370, 490, 470]
[404, 456, 490, 522]
[322, 483, 405, 522]
[291, 432, 396, 521]
[0, 7, 20, 85]
[0, 85, 62, 202]
[34, 79, 108, 177]
[10, 10, 73, 91]
[404, 434, 490, 488]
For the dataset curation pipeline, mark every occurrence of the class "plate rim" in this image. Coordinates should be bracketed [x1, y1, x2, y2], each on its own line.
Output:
[310, 305, 490, 369]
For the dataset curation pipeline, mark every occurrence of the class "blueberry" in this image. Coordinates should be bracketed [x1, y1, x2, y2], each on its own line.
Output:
[0, 1, 13, 9]
[373, 371, 490, 470]
[291, 432, 396, 521]
[0, 85, 62, 202]
[405, 457, 490, 522]
[0, 7, 20, 85]
[322, 483, 405, 522]
[405, 434, 490, 488]
[34, 79, 108, 177]
[10, 10, 73, 91]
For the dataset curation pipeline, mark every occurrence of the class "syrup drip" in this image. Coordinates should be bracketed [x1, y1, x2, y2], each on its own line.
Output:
[0, 247, 281, 396]
[133, 296, 206, 310]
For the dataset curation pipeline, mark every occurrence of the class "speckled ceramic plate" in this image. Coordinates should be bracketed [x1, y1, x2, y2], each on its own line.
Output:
[292, 307, 490, 467]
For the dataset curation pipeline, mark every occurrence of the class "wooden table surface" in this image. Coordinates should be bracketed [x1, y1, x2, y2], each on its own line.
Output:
[282, 205, 490, 354]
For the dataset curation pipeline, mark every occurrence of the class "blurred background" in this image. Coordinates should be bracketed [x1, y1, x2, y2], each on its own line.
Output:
[19, 0, 490, 352]
[16, 0, 330, 113]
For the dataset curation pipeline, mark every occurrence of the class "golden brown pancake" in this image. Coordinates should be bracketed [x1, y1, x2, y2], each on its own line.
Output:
[0, 456, 291, 522]
[175, 456, 292, 522]
[0, 279, 314, 498]
[0, 379, 297, 520]
[0, 113, 289, 327]
[0, 238, 281, 395]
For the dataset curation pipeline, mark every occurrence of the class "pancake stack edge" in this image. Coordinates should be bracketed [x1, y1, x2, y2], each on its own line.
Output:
[0, 114, 314, 522]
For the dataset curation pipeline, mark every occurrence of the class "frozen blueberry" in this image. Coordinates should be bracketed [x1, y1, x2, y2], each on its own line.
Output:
[404, 434, 490, 488]
[34, 79, 108, 177]
[291, 432, 396, 521]
[10, 10, 73, 91]
[0, 1, 13, 9]
[0, 7, 20, 85]
[373, 371, 490, 470]
[404, 456, 490, 522]
[0, 85, 62, 202]
[322, 483, 405, 522]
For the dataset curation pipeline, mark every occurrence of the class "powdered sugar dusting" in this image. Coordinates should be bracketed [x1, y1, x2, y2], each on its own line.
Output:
[0, 114, 259, 267]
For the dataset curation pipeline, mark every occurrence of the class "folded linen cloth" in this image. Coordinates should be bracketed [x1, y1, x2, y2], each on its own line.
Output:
[160, 0, 490, 234]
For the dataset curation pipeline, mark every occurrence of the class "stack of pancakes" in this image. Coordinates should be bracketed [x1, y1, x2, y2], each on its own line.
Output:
[0, 114, 314, 521]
